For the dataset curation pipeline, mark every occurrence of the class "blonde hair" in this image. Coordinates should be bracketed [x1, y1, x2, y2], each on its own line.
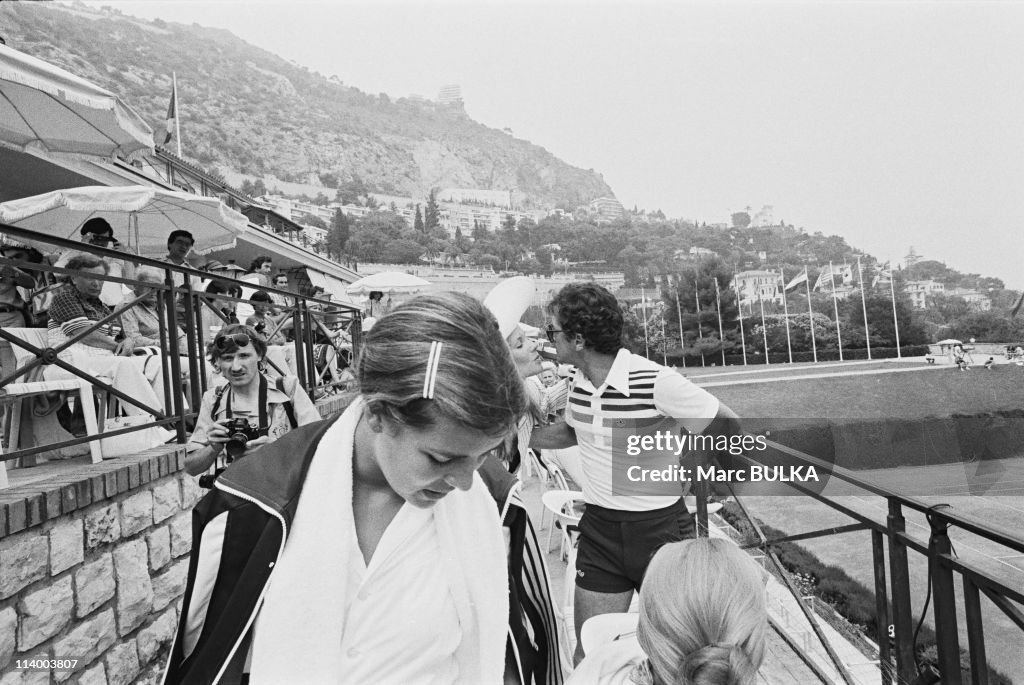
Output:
[357, 292, 526, 438]
[638, 538, 767, 685]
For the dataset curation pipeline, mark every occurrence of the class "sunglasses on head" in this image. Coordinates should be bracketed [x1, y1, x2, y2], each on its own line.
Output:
[214, 333, 252, 351]
[545, 324, 564, 344]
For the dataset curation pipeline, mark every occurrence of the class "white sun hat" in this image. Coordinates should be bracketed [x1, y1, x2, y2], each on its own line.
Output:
[483, 276, 537, 339]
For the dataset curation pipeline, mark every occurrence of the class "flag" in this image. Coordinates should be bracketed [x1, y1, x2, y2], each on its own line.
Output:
[872, 262, 893, 288]
[164, 81, 177, 145]
[785, 269, 809, 292]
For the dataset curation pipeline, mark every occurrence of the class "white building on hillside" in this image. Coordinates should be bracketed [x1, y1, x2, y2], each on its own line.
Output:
[730, 270, 783, 308]
[947, 287, 992, 311]
[904, 280, 945, 309]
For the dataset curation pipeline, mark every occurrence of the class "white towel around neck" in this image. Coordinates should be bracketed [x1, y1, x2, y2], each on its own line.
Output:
[249, 399, 509, 684]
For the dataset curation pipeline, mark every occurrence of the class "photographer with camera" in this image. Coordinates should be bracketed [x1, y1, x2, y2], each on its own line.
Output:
[184, 323, 320, 484]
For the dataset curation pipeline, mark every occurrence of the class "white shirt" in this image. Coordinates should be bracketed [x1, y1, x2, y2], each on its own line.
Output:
[566, 348, 719, 511]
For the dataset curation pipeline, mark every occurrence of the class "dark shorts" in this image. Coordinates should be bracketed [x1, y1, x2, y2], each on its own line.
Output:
[575, 498, 694, 594]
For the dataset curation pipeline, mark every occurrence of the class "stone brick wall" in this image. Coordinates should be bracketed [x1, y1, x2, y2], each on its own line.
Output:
[0, 396, 351, 685]
[0, 447, 199, 685]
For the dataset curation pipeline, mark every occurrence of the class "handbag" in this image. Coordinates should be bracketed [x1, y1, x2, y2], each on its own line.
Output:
[100, 414, 174, 457]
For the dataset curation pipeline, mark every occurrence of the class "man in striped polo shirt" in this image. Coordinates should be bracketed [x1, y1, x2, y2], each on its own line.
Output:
[531, 282, 741, 665]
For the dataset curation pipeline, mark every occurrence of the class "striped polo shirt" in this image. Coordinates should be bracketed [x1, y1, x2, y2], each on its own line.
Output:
[566, 348, 719, 511]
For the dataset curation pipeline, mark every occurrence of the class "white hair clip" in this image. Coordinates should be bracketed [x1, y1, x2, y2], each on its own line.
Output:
[422, 341, 443, 399]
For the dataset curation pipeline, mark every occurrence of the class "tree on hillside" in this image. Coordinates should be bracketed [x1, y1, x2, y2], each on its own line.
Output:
[302, 215, 327, 229]
[454, 226, 469, 252]
[471, 219, 489, 243]
[731, 212, 751, 228]
[326, 209, 351, 259]
[414, 204, 424, 233]
[424, 189, 441, 232]
[382, 238, 425, 264]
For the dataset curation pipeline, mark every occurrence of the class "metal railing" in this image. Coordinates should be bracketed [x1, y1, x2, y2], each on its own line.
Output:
[0, 222, 361, 472]
[688, 437, 1024, 684]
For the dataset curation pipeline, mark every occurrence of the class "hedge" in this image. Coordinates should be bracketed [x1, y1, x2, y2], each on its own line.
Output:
[662, 345, 932, 367]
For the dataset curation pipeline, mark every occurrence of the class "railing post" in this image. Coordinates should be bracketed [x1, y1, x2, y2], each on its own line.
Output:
[302, 301, 317, 395]
[887, 500, 917, 683]
[182, 280, 203, 403]
[962, 577, 989, 685]
[872, 530, 893, 685]
[291, 300, 308, 391]
[929, 511, 963, 684]
[693, 477, 709, 538]
[163, 269, 186, 443]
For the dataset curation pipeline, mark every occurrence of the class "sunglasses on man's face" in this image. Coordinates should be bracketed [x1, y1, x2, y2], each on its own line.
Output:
[545, 324, 564, 344]
[214, 333, 252, 351]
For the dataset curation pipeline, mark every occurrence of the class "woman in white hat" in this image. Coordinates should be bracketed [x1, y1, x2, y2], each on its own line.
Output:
[482, 276, 565, 684]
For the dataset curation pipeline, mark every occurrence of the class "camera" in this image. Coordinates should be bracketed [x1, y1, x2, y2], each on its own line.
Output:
[224, 417, 262, 459]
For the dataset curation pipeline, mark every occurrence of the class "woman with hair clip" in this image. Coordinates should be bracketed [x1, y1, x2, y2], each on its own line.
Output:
[165, 293, 527, 685]
[567, 537, 767, 685]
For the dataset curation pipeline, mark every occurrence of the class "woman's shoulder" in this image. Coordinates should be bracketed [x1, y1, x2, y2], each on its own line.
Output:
[567, 639, 649, 685]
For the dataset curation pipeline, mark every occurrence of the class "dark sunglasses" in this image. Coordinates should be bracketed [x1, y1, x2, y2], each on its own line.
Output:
[545, 324, 564, 344]
[214, 333, 252, 351]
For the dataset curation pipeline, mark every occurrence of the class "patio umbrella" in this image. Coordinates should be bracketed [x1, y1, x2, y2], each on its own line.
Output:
[936, 339, 963, 346]
[0, 44, 154, 159]
[0, 185, 249, 256]
[345, 271, 430, 297]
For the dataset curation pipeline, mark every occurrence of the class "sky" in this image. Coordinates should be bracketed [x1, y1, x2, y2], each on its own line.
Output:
[77, 0, 1024, 288]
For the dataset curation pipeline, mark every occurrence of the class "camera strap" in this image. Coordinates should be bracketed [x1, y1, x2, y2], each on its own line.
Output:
[220, 375, 270, 430]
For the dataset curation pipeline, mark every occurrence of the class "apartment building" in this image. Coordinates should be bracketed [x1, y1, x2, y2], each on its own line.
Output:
[904, 279, 945, 309]
[730, 270, 784, 308]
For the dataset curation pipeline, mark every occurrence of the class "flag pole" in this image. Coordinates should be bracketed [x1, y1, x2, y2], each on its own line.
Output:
[805, 265, 817, 363]
[830, 260, 843, 361]
[675, 283, 686, 368]
[758, 291, 770, 364]
[889, 266, 902, 358]
[857, 256, 871, 359]
[641, 286, 650, 359]
[714, 278, 726, 366]
[779, 268, 793, 363]
[695, 281, 705, 367]
[172, 72, 181, 157]
[660, 307, 667, 365]
[734, 276, 748, 366]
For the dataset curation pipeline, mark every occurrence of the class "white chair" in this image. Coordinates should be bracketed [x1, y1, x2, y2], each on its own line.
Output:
[542, 489, 584, 560]
[581, 613, 639, 655]
[538, 459, 571, 532]
[0, 328, 104, 487]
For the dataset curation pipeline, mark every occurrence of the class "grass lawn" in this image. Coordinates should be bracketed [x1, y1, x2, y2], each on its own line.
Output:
[702, 363, 1024, 420]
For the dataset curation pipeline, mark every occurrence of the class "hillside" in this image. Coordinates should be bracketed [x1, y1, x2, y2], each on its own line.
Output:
[0, 2, 613, 209]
